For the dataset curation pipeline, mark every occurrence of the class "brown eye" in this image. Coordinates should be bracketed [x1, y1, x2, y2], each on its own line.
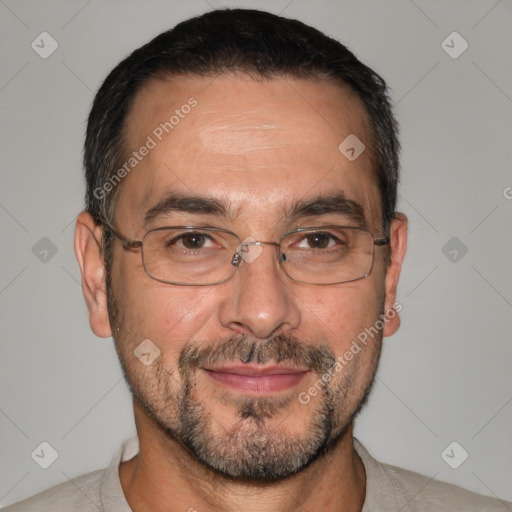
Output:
[179, 233, 207, 249]
[305, 233, 331, 249]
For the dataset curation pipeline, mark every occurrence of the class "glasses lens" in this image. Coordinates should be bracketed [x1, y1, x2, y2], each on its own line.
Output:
[139, 226, 376, 285]
[142, 228, 238, 285]
[280, 227, 374, 284]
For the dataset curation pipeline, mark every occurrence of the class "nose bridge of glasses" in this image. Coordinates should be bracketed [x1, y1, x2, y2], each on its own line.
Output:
[231, 240, 281, 268]
[241, 240, 280, 249]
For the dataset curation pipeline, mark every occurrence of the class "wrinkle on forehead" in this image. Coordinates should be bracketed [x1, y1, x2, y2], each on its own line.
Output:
[125, 74, 369, 149]
[198, 117, 291, 155]
[116, 75, 382, 232]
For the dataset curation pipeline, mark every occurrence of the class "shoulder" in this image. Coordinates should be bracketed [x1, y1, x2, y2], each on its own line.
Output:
[1, 469, 106, 512]
[381, 463, 508, 511]
[2, 437, 136, 512]
[355, 440, 511, 512]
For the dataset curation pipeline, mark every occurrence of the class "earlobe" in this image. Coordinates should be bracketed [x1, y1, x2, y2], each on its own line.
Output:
[74, 212, 112, 338]
[383, 213, 408, 338]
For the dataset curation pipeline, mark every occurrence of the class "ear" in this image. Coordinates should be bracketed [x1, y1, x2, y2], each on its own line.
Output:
[74, 212, 112, 338]
[382, 212, 408, 337]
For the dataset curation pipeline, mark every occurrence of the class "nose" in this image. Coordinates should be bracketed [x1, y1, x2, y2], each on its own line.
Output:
[217, 242, 301, 339]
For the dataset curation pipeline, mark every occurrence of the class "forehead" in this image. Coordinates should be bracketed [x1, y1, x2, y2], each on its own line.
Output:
[116, 74, 381, 231]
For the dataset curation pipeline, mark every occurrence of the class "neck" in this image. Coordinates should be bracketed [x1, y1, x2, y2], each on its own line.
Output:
[120, 402, 366, 512]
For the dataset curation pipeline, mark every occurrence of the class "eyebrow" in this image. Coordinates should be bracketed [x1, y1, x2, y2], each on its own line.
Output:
[144, 191, 366, 227]
[144, 192, 229, 225]
[286, 193, 366, 226]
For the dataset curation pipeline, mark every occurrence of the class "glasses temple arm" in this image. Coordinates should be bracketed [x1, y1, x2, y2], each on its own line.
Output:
[103, 222, 142, 250]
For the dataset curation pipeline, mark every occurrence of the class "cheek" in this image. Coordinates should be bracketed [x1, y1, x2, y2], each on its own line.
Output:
[303, 284, 382, 337]
[112, 258, 218, 354]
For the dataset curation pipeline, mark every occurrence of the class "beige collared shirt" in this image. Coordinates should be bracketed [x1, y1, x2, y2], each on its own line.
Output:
[3, 437, 509, 511]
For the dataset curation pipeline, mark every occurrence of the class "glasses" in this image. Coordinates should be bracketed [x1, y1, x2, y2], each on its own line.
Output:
[107, 225, 389, 286]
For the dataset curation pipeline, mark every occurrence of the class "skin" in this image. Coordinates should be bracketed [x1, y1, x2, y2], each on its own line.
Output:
[75, 74, 407, 512]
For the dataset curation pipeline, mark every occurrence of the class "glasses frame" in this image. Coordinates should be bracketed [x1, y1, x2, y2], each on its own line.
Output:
[106, 224, 389, 286]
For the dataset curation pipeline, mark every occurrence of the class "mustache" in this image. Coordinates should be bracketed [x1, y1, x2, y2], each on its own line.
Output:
[179, 334, 336, 374]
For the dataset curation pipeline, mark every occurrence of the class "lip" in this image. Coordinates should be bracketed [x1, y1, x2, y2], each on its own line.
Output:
[203, 365, 309, 394]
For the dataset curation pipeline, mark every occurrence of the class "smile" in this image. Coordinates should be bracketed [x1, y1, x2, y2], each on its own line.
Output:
[202, 365, 310, 394]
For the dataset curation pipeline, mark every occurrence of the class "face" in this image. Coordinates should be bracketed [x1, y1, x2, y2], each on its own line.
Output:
[76, 74, 407, 481]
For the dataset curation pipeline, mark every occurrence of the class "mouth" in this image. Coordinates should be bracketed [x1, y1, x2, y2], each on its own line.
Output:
[202, 364, 310, 394]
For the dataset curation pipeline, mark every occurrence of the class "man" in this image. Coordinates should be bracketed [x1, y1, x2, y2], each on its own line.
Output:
[5, 8, 509, 512]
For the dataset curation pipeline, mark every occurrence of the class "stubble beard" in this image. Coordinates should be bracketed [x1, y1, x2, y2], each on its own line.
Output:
[107, 282, 381, 482]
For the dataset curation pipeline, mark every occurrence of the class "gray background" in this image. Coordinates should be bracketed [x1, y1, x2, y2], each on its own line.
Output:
[1, 0, 511, 507]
